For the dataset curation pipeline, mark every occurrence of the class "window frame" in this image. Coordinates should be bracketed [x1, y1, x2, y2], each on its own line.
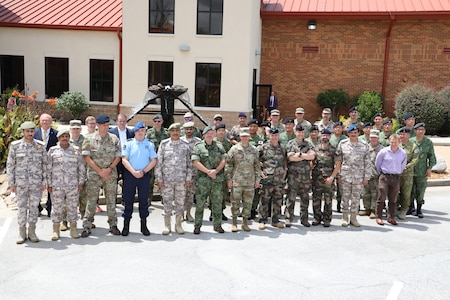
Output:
[149, 0, 175, 34]
[0, 55, 24, 92]
[195, 62, 221, 107]
[148, 61, 174, 87]
[45, 57, 69, 99]
[90, 59, 114, 102]
[196, 0, 223, 35]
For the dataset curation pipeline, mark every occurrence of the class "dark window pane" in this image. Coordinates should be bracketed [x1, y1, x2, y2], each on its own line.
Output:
[210, 12, 223, 35]
[90, 59, 114, 102]
[0, 55, 24, 92]
[149, 0, 174, 33]
[211, 0, 222, 11]
[197, 0, 223, 35]
[45, 57, 69, 98]
[195, 63, 221, 107]
[148, 61, 173, 87]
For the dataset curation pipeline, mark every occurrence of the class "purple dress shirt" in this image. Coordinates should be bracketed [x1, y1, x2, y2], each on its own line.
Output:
[375, 147, 407, 175]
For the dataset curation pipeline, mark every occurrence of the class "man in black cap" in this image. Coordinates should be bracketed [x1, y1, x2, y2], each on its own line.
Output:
[343, 106, 363, 133]
[358, 122, 373, 144]
[379, 118, 393, 146]
[373, 113, 383, 131]
[305, 125, 320, 150]
[398, 127, 418, 220]
[81, 115, 122, 237]
[402, 113, 416, 138]
[279, 117, 296, 147]
[248, 119, 265, 148]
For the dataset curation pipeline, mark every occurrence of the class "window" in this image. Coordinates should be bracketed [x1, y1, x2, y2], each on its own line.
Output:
[195, 63, 221, 107]
[0, 55, 24, 92]
[90, 59, 114, 102]
[197, 0, 223, 35]
[148, 61, 173, 87]
[149, 0, 175, 33]
[45, 57, 68, 98]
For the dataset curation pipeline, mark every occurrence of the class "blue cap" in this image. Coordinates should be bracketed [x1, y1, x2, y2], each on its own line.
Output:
[134, 122, 146, 131]
[238, 112, 247, 118]
[247, 118, 258, 126]
[403, 113, 415, 120]
[321, 129, 332, 135]
[202, 125, 214, 135]
[349, 106, 358, 113]
[333, 122, 343, 128]
[414, 122, 425, 129]
[398, 127, 411, 133]
[347, 124, 359, 132]
[96, 115, 110, 124]
[382, 118, 392, 125]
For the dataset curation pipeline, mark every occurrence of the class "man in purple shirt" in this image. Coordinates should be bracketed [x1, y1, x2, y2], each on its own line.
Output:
[374, 134, 406, 225]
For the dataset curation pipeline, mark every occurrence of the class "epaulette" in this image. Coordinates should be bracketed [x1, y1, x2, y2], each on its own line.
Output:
[11, 140, 22, 146]
[34, 139, 45, 146]
[159, 138, 171, 145]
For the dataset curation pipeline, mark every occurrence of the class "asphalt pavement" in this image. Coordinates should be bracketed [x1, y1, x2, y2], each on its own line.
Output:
[1, 186, 449, 300]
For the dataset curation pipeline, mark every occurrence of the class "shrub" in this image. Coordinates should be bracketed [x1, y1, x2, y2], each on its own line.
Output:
[55, 91, 89, 119]
[316, 89, 350, 121]
[394, 84, 445, 135]
[356, 91, 383, 123]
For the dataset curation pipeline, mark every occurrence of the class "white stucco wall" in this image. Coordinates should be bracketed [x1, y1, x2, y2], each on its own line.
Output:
[0, 27, 120, 104]
[122, 0, 261, 113]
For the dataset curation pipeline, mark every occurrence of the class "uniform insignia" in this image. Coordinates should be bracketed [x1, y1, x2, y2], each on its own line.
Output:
[72, 149, 76, 154]
[145, 145, 149, 149]
[34, 145, 41, 150]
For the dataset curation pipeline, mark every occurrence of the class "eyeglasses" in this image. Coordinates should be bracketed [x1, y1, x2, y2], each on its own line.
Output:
[87, 123, 96, 126]
[154, 120, 162, 123]
[184, 117, 193, 121]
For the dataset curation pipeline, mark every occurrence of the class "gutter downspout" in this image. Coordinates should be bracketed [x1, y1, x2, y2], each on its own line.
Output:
[117, 30, 123, 114]
[382, 15, 395, 107]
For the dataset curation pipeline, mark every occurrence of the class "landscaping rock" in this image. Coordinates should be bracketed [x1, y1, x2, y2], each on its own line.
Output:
[432, 155, 447, 173]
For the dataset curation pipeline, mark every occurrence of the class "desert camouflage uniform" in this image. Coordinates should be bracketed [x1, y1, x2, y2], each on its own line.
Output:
[362, 143, 384, 211]
[314, 120, 334, 133]
[249, 134, 265, 214]
[181, 136, 201, 212]
[312, 143, 339, 224]
[69, 134, 86, 218]
[192, 140, 227, 227]
[271, 123, 285, 133]
[329, 134, 348, 209]
[48, 144, 85, 223]
[214, 137, 232, 206]
[82, 132, 121, 229]
[285, 139, 313, 222]
[146, 127, 170, 202]
[7, 138, 48, 226]
[410, 136, 436, 206]
[257, 142, 286, 224]
[226, 143, 260, 219]
[336, 139, 371, 213]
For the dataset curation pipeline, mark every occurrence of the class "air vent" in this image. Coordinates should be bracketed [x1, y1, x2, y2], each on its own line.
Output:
[302, 46, 318, 53]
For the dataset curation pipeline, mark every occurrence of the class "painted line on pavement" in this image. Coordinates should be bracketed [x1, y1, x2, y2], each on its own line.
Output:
[0, 217, 13, 246]
[386, 280, 404, 300]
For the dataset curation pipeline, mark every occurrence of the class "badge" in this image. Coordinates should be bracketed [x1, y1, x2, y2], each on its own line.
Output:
[34, 146, 41, 150]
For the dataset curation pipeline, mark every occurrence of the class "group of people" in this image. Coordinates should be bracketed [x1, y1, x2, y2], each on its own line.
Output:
[6, 106, 436, 244]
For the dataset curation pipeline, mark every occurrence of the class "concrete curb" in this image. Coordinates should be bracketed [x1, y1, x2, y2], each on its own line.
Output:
[428, 179, 450, 187]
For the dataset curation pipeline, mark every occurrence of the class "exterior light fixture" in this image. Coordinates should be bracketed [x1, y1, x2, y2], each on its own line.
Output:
[307, 20, 317, 30]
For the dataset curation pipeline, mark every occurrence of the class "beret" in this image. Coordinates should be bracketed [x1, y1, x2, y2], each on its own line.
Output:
[247, 118, 258, 126]
[321, 129, 332, 135]
[134, 122, 146, 131]
[153, 114, 163, 120]
[96, 115, 110, 124]
[238, 112, 247, 118]
[202, 125, 214, 134]
[347, 124, 359, 132]
[269, 127, 279, 134]
[295, 124, 304, 131]
[215, 124, 226, 130]
[283, 117, 295, 124]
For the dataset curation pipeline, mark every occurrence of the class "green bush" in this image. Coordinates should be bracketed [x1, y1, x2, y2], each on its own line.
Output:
[394, 84, 445, 135]
[356, 91, 383, 123]
[56, 91, 89, 119]
[317, 89, 350, 121]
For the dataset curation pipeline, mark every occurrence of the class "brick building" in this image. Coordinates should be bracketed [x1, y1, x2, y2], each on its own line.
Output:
[260, 0, 450, 122]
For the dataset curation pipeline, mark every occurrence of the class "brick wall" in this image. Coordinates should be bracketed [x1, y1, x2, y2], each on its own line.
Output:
[261, 18, 450, 122]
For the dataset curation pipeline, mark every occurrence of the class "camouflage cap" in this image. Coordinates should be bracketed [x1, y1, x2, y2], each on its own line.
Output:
[370, 129, 380, 137]
[183, 121, 195, 128]
[20, 121, 35, 130]
[168, 123, 181, 131]
[57, 129, 70, 138]
[69, 120, 82, 128]
[239, 127, 250, 136]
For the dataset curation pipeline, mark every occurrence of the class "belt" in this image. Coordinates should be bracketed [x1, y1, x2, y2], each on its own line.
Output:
[381, 173, 400, 176]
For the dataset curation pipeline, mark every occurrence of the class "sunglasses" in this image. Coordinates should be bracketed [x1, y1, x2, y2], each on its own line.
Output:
[184, 117, 193, 121]
[214, 117, 223, 121]
[154, 120, 162, 123]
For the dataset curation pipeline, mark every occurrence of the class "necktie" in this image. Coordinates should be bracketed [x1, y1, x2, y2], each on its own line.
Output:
[43, 130, 47, 143]
[271, 96, 274, 107]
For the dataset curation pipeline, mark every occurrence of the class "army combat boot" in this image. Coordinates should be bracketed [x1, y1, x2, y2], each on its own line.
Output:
[51, 223, 60, 241]
[28, 225, 40, 243]
[231, 217, 238, 232]
[16, 227, 26, 244]
[140, 219, 150, 236]
[350, 213, 361, 227]
[341, 212, 349, 227]
[70, 222, 80, 238]
[185, 208, 194, 222]
[162, 216, 171, 235]
[241, 218, 251, 232]
[175, 215, 184, 234]
[60, 221, 68, 231]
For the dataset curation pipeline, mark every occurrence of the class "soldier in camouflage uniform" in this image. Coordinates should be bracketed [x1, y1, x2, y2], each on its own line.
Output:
[336, 124, 371, 227]
[180, 122, 201, 222]
[155, 123, 192, 235]
[192, 126, 227, 234]
[379, 118, 393, 146]
[305, 125, 320, 150]
[329, 122, 347, 212]
[358, 122, 372, 144]
[81, 115, 122, 237]
[229, 112, 248, 145]
[373, 113, 383, 131]
[146, 114, 170, 204]
[47, 129, 85, 240]
[269, 109, 285, 133]
[402, 113, 416, 139]
[279, 117, 296, 148]
[360, 129, 384, 219]
[257, 127, 287, 230]
[226, 128, 260, 232]
[285, 124, 316, 227]
[181, 112, 203, 139]
[247, 119, 265, 220]
[7, 121, 48, 244]
[294, 107, 312, 138]
[409, 123, 436, 218]
[314, 108, 334, 133]
[397, 127, 419, 219]
[214, 124, 232, 220]
[311, 129, 341, 227]
[343, 106, 363, 134]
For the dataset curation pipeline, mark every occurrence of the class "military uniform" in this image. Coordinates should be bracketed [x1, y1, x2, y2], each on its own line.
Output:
[398, 140, 419, 214]
[379, 131, 393, 146]
[48, 143, 85, 224]
[82, 132, 121, 230]
[279, 132, 296, 148]
[329, 134, 347, 210]
[69, 134, 87, 220]
[305, 137, 320, 150]
[361, 143, 384, 214]
[180, 136, 201, 215]
[192, 140, 227, 228]
[214, 137, 232, 208]
[226, 143, 260, 219]
[410, 136, 436, 211]
[342, 120, 363, 133]
[146, 126, 169, 202]
[294, 119, 312, 138]
[314, 120, 334, 133]
[229, 124, 246, 143]
[312, 143, 340, 225]
[7, 137, 47, 235]
[271, 123, 285, 133]
[181, 126, 203, 139]
[285, 139, 313, 223]
[336, 139, 371, 215]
